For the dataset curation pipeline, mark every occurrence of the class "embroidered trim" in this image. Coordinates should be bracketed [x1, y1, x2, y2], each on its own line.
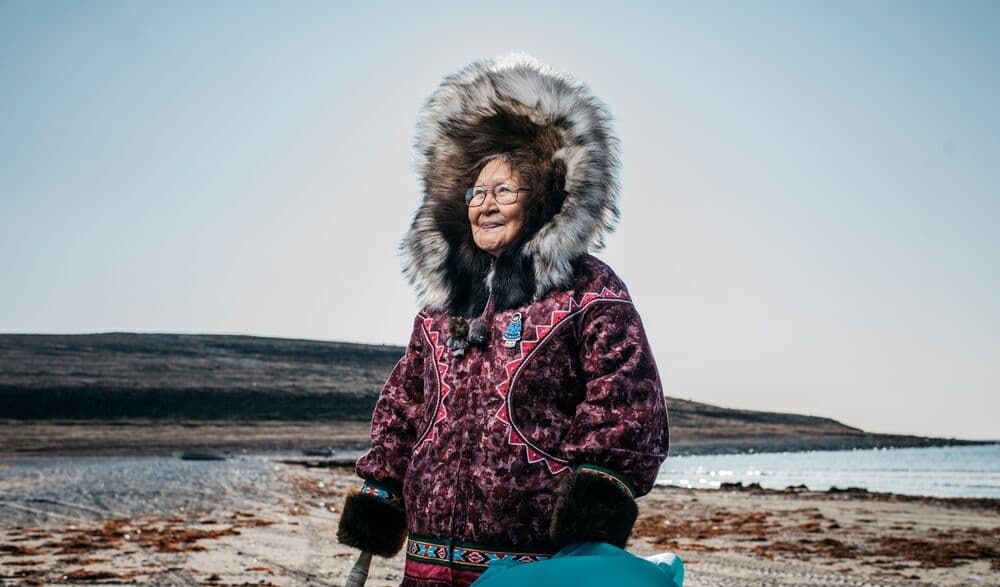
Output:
[406, 534, 554, 571]
[494, 288, 631, 475]
[414, 318, 451, 447]
[360, 481, 403, 505]
[577, 463, 636, 499]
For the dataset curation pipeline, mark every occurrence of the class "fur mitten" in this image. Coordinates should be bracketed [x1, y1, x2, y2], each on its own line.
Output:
[549, 466, 638, 549]
[336, 482, 407, 557]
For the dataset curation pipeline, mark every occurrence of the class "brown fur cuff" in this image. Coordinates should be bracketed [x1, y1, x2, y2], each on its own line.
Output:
[549, 468, 639, 549]
[336, 488, 407, 557]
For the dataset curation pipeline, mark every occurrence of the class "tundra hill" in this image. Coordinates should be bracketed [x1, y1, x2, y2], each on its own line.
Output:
[0, 333, 978, 454]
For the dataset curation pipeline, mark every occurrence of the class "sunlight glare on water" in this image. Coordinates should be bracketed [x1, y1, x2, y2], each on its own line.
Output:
[657, 444, 1000, 498]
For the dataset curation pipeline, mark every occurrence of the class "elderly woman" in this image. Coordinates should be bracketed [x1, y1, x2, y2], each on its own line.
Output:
[337, 54, 669, 587]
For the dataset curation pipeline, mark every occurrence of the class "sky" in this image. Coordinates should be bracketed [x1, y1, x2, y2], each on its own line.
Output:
[1, 0, 997, 440]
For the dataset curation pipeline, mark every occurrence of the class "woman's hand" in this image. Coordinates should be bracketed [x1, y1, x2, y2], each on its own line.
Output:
[337, 481, 407, 557]
[549, 466, 639, 549]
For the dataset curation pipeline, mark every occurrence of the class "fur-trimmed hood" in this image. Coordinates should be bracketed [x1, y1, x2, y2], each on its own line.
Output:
[401, 54, 622, 316]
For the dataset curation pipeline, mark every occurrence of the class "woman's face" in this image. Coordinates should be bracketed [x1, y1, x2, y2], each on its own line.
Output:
[468, 159, 526, 257]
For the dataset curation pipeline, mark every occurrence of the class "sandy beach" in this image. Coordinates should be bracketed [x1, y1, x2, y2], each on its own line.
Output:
[1, 455, 997, 587]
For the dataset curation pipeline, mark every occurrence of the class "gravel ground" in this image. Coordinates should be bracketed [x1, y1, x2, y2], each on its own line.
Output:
[1, 456, 997, 586]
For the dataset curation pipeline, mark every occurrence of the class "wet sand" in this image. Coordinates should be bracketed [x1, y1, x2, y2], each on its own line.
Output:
[1, 456, 997, 587]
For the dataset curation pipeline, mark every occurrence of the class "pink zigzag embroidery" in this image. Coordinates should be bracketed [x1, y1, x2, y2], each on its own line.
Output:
[493, 287, 630, 475]
[417, 318, 451, 445]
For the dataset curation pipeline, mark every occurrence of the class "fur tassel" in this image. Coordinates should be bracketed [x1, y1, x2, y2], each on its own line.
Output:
[336, 489, 407, 557]
[549, 469, 639, 549]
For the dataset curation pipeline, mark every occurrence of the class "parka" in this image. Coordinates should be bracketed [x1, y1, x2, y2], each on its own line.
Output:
[337, 54, 669, 587]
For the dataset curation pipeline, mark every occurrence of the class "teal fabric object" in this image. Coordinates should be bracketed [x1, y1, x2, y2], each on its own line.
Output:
[471, 542, 683, 587]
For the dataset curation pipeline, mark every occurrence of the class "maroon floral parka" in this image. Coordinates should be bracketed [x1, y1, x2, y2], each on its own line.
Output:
[355, 254, 669, 586]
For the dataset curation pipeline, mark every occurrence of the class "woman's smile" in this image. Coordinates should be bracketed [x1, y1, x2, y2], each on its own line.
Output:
[467, 159, 526, 256]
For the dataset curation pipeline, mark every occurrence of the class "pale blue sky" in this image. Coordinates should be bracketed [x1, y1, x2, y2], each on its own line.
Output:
[1, 1, 997, 439]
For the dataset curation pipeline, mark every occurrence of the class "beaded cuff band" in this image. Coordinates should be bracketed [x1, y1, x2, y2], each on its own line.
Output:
[576, 464, 636, 500]
[361, 480, 403, 506]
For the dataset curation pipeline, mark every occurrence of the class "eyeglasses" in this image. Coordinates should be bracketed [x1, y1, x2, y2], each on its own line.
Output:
[464, 184, 530, 207]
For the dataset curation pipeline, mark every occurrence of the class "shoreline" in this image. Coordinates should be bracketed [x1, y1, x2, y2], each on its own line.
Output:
[2, 441, 997, 505]
[0, 419, 992, 459]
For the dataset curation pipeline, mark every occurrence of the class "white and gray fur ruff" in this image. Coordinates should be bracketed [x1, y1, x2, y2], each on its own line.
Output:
[402, 53, 622, 311]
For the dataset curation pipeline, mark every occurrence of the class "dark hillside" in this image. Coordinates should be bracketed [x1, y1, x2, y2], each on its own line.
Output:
[0, 333, 400, 420]
[0, 333, 983, 454]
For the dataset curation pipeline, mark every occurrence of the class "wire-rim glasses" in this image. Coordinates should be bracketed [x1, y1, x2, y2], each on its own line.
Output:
[464, 184, 530, 207]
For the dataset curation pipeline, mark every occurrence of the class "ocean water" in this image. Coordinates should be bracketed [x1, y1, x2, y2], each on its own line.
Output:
[657, 443, 1000, 498]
